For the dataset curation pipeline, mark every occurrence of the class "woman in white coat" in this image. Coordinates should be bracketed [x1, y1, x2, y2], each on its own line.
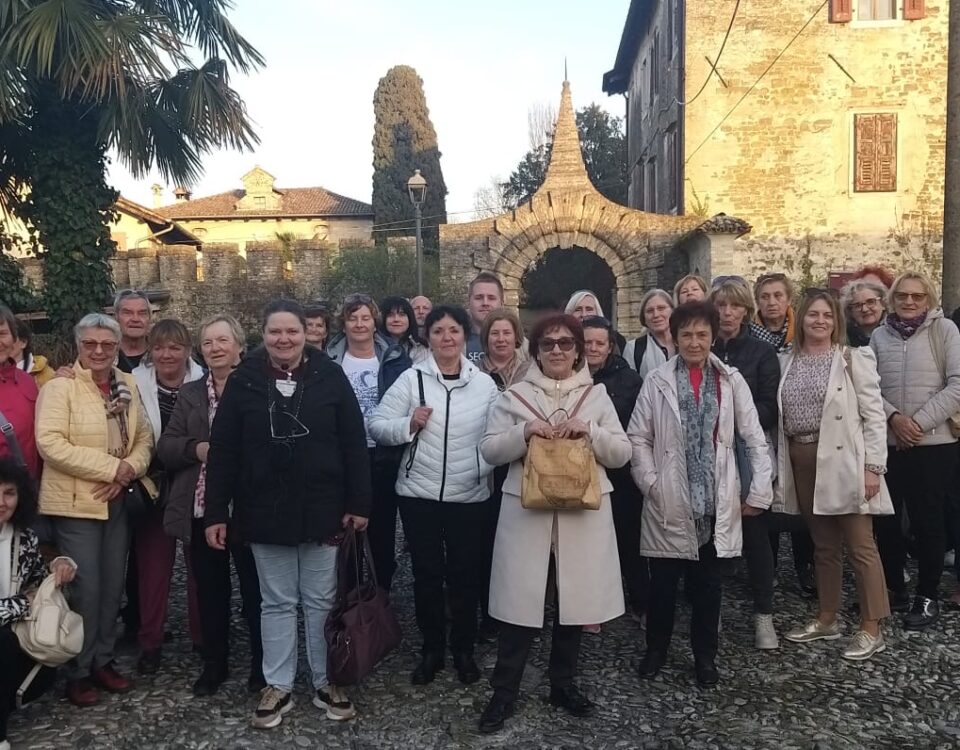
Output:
[779, 289, 892, 661]
[369, 305, 499, 688]
[477, 313, 630, 734]
[629, 301, 772, 688]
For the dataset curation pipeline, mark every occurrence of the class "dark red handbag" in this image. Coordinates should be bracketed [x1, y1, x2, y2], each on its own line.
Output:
[325, 527, 402, 685]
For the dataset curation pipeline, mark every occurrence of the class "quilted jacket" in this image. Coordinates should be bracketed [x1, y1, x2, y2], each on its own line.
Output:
[369, 354, 499, 503]
[869, 310, 960, 446]
[36, 363, 153, 520]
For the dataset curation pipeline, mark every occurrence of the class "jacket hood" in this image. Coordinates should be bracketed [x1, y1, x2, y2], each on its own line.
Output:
[133, 357, 205, 384]
[29, 354, 49, 373]
[523, 360, 594, 396]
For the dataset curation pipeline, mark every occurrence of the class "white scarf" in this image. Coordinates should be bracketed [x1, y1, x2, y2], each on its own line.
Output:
[0, 522, 14, 599]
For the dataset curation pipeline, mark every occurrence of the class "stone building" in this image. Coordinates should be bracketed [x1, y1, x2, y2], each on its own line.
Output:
[439, 80, 748, 337]
[602, 0, 946, 284]
[153, 166, 374, 253]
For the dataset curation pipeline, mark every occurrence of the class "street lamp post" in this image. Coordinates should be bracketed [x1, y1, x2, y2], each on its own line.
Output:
[407, 169, 428, 297]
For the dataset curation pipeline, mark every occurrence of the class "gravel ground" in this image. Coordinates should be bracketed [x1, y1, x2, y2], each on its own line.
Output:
[8, 539, 960, 750]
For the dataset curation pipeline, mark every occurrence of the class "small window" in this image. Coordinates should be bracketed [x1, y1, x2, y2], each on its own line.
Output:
[191, 227, 207, 238]
[645, 158, 658, 213]
[665, 127, 678, 211]
[666, 0, 675, 61]
[858, 0, 895, 20]
[854, 113, 897, 193]
[254, 196, 266, 209]
[650, 32, 660, 106]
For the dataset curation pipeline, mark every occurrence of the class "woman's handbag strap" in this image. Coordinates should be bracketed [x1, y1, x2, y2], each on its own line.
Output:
[513, 385, 593, 424]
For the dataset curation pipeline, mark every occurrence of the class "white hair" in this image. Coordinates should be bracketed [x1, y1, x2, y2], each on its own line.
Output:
[74, 313, 121, 348]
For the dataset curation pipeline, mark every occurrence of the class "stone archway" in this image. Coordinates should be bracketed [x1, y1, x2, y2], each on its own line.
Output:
[439, 81, 750, 337]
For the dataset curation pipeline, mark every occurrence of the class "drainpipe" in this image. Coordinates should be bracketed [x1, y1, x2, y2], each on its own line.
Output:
[135, 223, 175, 249]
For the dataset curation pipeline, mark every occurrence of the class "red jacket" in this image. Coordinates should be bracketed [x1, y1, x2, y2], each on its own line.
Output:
[0, 360, 40, 478]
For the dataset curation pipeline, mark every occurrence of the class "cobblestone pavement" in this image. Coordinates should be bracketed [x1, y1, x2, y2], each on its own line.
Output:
[9, 541, 960, 750]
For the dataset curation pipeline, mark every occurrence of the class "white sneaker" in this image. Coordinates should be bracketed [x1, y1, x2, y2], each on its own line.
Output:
[251, 686, 294, 729]
[1, 739, 11, 750]
[945, 551, 956, 568]
[754, 614, 779, 650]
[313, 685, 357, 721]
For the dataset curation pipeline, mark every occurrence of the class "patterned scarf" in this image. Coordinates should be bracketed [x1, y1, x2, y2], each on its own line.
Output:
[886, 311, 928, 339]
[676, 359, 720, 548]
[102, 369, 133, 452]
[749, 307, 795, 353]
[193, 374, 220, 518]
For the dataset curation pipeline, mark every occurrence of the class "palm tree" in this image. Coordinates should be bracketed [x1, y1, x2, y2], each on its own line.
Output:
[0, 0, 263, 332]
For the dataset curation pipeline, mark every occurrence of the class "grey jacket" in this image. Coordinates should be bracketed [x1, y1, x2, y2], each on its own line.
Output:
[869, 310, 960, 446]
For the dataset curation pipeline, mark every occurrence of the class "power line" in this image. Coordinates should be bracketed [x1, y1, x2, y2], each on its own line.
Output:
[685, 0, 828, 166]
[682, 0, 740, 107]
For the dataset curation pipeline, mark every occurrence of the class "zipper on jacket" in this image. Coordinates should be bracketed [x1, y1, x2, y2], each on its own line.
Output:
[476, 447, 481, 487]
[437, 386, 454, 502]
[900, 340, 907, 416]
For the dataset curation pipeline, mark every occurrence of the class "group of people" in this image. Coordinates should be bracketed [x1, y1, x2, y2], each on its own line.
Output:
[1, 260, 958, 743]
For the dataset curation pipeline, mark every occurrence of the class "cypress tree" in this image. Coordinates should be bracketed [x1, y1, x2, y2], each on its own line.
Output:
[372, 65, 447, 248]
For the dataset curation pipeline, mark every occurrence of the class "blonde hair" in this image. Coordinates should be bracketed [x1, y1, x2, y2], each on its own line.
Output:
[673, 275, 708, 304]
[888, 271, 940, 311]
[199, 314, 246, 350]
[794, 290, 845, 349]
[709, 278, 756, 320]
[480, 308, 524, 355]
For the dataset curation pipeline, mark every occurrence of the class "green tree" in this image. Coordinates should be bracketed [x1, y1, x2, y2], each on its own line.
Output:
[372, 65, 447, 247]
[505, 104, 628, 207]
[322, 244, 455, 306]
[0, 0, 263, 334]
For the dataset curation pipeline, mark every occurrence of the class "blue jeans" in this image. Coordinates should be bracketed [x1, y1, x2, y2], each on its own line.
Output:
[251, 542, 338, 692]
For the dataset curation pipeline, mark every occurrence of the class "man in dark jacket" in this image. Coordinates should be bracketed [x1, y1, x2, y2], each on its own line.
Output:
[583, 317, 646, 621]
[203, 299, 371, 729]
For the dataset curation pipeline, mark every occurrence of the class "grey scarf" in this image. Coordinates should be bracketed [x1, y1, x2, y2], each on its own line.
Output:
[676, 359, 719, 547]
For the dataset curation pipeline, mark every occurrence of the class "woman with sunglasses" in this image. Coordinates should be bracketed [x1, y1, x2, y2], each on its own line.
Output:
[370, 306, 499, 687]
[840, 280, 888, 348]
[870, 272, 960, 630]
[476, 314, 630, 733]
[203, 299, 371, 730]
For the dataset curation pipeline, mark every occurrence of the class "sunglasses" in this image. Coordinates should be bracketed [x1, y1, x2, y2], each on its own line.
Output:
[893, 292, 928, 303]
[79, 339, 119, 354]
[343, 293, 374, 305]
[538, 337, 577, 353]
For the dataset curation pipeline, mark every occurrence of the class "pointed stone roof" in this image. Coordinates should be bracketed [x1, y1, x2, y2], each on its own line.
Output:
[538, 80, 592, 193]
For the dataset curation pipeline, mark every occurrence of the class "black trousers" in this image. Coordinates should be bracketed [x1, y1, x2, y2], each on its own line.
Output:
[879, 444, 958, 600]
[398, 496, 488, 655]
[647, 543, 724, 661]
[0, 626, 55, 741]
[609, 472, 648, 614]
[742, 513, 775, 614]
[769, 526, 815, 574]
[189, 519, 263, 669]
[490, 609, 582, 703]
[367, 452, 401, 592]
[121, 540, 140, 631]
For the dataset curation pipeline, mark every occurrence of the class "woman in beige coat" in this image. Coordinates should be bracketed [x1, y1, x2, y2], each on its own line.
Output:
[629, 301, 772, 688]
[477, 313, 630, 734]
[36, 313, 152, 707]
[778, 290, 892, 661]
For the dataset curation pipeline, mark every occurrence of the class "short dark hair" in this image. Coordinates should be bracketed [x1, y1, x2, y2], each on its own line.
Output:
[468, 271, 504, 300]
[379, 296, 421, 343]
[527, 313, 585, 362]
[581, 315, 615, 347]
[14, 318, 33, 358]
[262, 298, 306, 331]
[0, 458, 38, 531]
[669, 301, 720, 341]
[146, 318, 192, 353]
[423, 305, 471, 336]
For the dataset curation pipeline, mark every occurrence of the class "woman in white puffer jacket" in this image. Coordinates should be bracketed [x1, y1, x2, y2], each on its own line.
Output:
[369, 305, 499, 688]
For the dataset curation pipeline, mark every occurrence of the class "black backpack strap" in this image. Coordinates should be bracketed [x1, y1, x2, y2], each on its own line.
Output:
[405, 370, 427, 478]
[417, 370, 425, 407]
[633, 335, 649, 372]
[0, 408, 26, 468]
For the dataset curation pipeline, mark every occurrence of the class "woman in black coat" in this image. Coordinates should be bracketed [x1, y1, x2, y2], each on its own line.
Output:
[709, 279, 788, 651]
[203, 299, 372, 729]
[158, 314, 263, 697]
[582, 316, 646, 623]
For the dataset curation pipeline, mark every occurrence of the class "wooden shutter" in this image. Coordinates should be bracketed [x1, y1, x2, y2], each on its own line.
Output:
[854, 113, 897, 193]
[903, 0, 926, 20]
[829, 0, 852, 22]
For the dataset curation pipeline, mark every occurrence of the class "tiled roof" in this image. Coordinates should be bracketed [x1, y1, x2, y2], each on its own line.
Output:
[155, 187, 373, 220]
[115, 196, 200, 245]
[695, 213, 752, 236]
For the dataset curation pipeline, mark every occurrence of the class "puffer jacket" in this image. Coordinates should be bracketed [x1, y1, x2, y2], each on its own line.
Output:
[712, 327, 780, 430]
[369, 354, 499, 503]
[870, 309, 960, 446]
[36, 363, 153, 520]
[628, 354, 773, 561]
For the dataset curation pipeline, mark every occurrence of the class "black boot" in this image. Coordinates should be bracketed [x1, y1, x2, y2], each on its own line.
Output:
[192, 660, 228, 697]
[694, 656, 719, 688]
[903, 596, 940, 631]
[637, 649, 667, 679]
[452, 652, 480, 685]
[411, 651, 445, 685]
[548, 685, 594, 717]
[478, 695, 515, 734]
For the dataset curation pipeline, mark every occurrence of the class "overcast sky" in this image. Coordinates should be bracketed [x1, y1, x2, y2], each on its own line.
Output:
[107, 0, 630, 223]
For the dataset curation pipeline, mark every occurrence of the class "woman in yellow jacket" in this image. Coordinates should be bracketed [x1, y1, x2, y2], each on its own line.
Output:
[35, 313, 153, 708]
